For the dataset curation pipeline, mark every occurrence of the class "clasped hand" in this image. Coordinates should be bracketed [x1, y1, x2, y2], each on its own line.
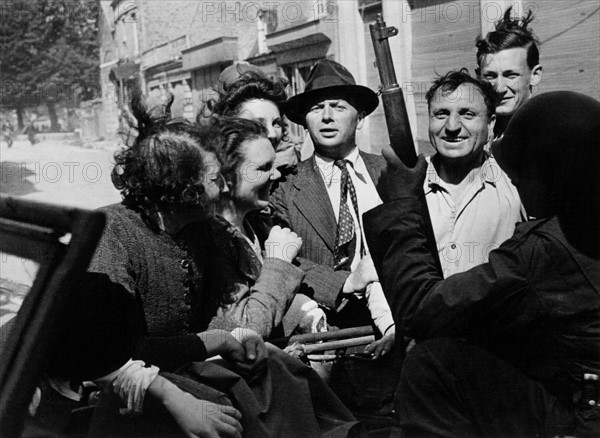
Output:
[197, 329, 268, 380]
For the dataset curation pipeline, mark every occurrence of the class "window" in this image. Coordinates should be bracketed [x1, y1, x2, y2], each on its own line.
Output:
[280, 60, 319, 141]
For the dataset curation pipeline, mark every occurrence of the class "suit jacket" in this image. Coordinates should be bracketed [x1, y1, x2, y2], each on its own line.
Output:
[270, 151, 387, 309]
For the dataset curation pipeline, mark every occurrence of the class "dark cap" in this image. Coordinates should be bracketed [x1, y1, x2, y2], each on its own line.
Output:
[218, 63, 266, 92]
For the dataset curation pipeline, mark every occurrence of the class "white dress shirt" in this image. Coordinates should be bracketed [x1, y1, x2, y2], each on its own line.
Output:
[314, 148, 394, 335]
[314, 147, 382, 271]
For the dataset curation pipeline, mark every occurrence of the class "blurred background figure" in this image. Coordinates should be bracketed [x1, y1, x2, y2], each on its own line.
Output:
[1, 121, 14, 148]
[207, 62, 301, 179]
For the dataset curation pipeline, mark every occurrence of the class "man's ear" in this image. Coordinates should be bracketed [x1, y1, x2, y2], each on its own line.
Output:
[475, 66, 481, 77]
[356, 111, 366, 130]
[529, 65, 542, 88]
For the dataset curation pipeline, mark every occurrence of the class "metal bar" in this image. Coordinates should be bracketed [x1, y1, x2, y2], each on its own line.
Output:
[303, 335, 376, 354]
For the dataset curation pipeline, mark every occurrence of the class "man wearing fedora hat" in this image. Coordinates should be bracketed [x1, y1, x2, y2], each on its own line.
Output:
[271, 59, 393, 342]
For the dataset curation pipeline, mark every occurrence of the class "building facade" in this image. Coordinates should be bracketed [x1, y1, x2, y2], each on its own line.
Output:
[99, 0, 600, 152]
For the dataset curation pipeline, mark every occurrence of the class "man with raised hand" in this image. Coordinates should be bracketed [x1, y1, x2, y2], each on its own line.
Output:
[366, 91, 600, 437]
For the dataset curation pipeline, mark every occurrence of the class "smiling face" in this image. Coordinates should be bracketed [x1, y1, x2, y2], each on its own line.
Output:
[304, 97, 364, 159]
[236, 99, 284, 148]
[479, 47, 542, 117]
[232, 136, 281, 212]
[429, 83, 495, 167]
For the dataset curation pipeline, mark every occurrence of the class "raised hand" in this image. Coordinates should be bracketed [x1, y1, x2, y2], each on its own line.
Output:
[264, 225, 302, 263]
[377, 144, 429, 202]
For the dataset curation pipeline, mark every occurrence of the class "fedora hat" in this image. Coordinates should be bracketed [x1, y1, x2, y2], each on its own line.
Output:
[284, 59, 379, 125]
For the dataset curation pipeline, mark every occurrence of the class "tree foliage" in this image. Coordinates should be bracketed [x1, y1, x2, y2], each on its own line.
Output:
[0, 0, 99, 130]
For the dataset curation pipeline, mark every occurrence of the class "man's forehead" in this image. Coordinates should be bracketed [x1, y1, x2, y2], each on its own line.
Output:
[309, 95, 354, 107]
[481, 47, 530, 71]
[429, 84, 487, 109]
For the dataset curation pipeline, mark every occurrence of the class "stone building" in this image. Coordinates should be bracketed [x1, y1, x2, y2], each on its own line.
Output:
[98, 0, 257, 137]
[98, 0, 600, 152]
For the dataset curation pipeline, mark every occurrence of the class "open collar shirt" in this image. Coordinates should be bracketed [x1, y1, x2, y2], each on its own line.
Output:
[424, 153, 525, 278]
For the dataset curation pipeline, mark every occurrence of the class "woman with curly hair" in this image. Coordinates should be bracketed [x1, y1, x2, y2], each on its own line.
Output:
[40, 92, 358, 438]
[208, 63, 300, 174]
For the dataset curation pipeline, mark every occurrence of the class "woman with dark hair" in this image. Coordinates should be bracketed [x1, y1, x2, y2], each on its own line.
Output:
[208, 63, 300, 174]
[203, 117, 325, 337]
[39, 94, 358, 437]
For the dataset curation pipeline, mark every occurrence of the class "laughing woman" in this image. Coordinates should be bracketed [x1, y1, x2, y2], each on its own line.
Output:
[41, 95, 358, 438]
[204, 117, 325, 337]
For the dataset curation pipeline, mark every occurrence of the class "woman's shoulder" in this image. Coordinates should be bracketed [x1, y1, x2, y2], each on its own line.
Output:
[96, 203, 161, 249]
[98, 203, 139, 221]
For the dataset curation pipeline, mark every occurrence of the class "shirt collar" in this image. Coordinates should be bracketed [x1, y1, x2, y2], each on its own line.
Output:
[425, 151, 497, 193]
[315, 147, 366, 185]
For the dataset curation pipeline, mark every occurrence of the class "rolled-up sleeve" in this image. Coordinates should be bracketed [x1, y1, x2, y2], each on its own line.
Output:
[208, 258, 305, 337]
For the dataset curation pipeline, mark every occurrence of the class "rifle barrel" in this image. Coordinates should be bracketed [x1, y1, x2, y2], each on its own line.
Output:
[369, 14, 417, 167]
[369, 13, 444, 275]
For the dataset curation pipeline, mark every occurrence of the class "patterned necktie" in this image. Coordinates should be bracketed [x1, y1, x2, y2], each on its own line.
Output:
[333, 160, 363, 269]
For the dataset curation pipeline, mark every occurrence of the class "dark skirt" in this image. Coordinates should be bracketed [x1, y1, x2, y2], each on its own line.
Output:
[85, 345, 360, 438]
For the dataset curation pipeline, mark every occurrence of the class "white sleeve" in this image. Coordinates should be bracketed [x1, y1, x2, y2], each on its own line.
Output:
[365, 282, 395, 335]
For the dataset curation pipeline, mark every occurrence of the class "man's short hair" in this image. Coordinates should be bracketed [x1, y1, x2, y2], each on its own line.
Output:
[425, 68, 501, 117]
[476, 6, 540, 70]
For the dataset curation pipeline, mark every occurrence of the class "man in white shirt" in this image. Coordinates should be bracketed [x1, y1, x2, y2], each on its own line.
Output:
[424, 69, 524, 278]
